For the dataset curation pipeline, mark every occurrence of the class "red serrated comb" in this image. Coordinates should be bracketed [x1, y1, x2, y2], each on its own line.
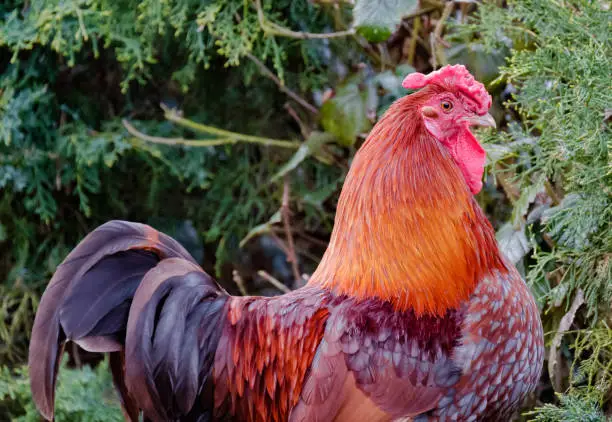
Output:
[402, 64, 492, 115]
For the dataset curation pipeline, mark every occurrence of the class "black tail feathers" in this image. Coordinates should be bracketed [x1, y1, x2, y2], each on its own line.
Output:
[28, 220, 227, 421]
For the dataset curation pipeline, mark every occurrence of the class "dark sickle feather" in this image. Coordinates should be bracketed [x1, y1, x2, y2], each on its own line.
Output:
[28, 220, 195, 420]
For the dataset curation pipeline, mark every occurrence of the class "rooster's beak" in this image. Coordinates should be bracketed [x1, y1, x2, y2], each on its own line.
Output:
[464, 113, 496, 128]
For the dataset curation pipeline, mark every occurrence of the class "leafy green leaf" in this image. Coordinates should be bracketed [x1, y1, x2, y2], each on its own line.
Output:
[320, 75, 377, 146]
[353, 0, 419, 42]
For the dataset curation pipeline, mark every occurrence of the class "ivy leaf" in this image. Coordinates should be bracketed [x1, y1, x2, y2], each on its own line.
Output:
[271, 132, 336, 182]
[320, 75, 377, 146]
[353, 0, 419, 42]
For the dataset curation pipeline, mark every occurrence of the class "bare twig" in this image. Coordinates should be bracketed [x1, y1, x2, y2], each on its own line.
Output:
[405, 6, 440, 21]
[162, 105, 301, 148]
[378, 43, 392, 70]
[542, 233, 556, 249]
[430, 1, 455, 69]
[495, 164, 521, 203]
[284, 103, 310, 138]
[311, 0, 353, 3]
[406, 16, 422, 65]
[255, 0, 355, 40]
[124, 113, 300, 149]
[281, 177, 302, 288]
[434, 1, 455, 39]
[544, 180, 562, 205]
[246, 53, 318, 114]
[352, 34, 383, 67]
[549, 289, 585, 392]
[232, 270, 249, 296]
[257, 270, 292, 294]
[272, 227, 330, 248]
[124, 119, 237, 147]
[268, 231, 290, 258]
[293, 246, 321, 264]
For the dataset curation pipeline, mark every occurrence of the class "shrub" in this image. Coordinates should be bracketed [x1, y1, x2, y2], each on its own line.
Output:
[457, 0, 611, 416]
[1, 0, 610, 420]
[0, 357, 123, 421]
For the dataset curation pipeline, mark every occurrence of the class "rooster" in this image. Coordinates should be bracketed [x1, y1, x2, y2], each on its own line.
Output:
[29, 65, 544, 421]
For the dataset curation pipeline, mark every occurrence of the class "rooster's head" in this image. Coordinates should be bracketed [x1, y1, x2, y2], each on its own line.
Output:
[403, 64, 495, 194]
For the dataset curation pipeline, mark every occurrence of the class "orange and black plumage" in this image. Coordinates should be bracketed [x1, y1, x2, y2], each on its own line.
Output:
[28, 65, 544, 421]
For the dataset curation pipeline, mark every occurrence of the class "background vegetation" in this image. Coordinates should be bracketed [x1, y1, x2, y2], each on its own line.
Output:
[1, 0, 610, 420]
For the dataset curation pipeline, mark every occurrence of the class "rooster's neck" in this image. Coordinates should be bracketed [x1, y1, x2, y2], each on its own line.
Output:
[307, 97, 506, 316]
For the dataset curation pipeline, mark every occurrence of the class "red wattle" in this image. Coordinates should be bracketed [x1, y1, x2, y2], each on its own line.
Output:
[450, 129, 486, 194]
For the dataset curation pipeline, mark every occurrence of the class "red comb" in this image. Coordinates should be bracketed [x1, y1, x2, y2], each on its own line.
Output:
[402, 64, 492, 115]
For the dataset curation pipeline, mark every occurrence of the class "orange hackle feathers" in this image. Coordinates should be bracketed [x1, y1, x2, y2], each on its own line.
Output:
[308, 89, 506, 316]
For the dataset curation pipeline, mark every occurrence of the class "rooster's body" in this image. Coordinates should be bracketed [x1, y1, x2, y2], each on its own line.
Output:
[29, 65, 544, 421]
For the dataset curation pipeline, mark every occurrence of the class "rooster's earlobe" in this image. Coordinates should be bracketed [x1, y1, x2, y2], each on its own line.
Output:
[421, 106, 438, 118]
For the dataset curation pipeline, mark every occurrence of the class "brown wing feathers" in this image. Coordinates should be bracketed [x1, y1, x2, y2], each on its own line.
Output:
[213, 289, 331, 422]
[28, 220, 208, 421]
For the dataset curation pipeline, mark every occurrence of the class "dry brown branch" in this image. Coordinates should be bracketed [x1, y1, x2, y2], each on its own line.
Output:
[430, 1, 455, 69]
[495, 163, 521, 203]
[255, 0, 355, 40]
[544, 180, 562, 205]
[232, 270, 249, 296]
[124, 115, 299, 149]
[284, 103, 311, 138]
[246, 53, 318, 114]
[257, 270, 292, 294]
[406, 16, 422, 65]
[548, 289, 585, 392]
[281, 177, 302, 288]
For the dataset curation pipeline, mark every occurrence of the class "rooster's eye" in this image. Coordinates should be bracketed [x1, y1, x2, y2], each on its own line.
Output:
[441, 101, 453, 112]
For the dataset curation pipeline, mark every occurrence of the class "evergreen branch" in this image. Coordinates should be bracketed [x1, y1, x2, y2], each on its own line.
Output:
[255, 0, 355, 40]
[245, 53, 318, 114]
[123, 118, 299, 149]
